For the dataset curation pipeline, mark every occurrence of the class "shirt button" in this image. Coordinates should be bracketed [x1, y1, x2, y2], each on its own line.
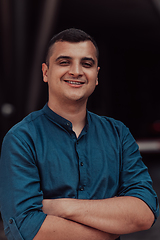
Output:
[66, 122, 70, 126]
[80, 187, 84, 191]
[80, 162, 83, 166]
[9, 219, 13, 224]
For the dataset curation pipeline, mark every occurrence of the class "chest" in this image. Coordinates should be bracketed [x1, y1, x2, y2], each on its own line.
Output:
[35, 127, 121, 199]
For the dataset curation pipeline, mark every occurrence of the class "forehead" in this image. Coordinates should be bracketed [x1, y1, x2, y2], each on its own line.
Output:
[50, 41, 98, 61]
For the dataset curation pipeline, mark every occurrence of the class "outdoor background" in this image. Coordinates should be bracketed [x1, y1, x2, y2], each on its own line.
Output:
[0, 0, 160, 239]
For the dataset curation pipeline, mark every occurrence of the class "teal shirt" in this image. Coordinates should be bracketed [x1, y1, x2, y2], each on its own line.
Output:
[0, 104, 159, 240]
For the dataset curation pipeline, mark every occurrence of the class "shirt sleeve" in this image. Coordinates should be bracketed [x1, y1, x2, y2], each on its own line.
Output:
[0, 131, 47, 240]
[117, 126, 159, 222]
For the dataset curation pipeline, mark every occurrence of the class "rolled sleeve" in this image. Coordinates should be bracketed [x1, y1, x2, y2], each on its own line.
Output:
[0, 132, 47, 240]
[118, 128, 159, 221]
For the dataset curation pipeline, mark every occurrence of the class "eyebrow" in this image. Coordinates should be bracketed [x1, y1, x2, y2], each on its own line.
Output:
[55, 56, 72, 62]
[55, 55, 95, 65]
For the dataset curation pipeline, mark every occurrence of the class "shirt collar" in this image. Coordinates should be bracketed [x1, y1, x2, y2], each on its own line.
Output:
[42, 103, 89, 134]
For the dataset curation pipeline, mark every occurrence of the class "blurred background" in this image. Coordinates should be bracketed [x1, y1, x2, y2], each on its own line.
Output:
[0, 0, 160, 239]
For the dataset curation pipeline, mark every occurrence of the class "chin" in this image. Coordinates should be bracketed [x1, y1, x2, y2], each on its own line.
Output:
[65, 95, 86, 102]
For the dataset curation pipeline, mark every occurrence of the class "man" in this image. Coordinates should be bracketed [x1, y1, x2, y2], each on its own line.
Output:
[0, 28, 159, 240]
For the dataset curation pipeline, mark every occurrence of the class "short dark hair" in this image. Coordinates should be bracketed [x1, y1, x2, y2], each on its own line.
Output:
[45, 28, 99, 66]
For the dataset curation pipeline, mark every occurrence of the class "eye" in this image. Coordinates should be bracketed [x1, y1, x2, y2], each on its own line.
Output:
[59, 61, 70, 65]
[82, 62, 93, 68]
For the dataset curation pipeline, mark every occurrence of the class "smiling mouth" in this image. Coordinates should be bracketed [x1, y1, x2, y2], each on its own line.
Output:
[64, 80, 85, 85]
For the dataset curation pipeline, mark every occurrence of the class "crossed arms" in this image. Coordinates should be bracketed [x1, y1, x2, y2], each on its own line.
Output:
[33, 196, 154, 240]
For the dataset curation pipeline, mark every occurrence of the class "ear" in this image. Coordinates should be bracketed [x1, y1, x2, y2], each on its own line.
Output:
[42, 63, 48, 83]
[96, 66, 100, 86]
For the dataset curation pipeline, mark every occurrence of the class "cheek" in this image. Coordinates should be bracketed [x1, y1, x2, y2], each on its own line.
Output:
[56, 67, 69, 76]
[49, 67, 67, 78]
[89, 73, 98, 85]
[89, 69, 98, 80]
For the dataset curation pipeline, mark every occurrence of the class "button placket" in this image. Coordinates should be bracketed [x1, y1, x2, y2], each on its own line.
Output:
[76, 140, 86, 198]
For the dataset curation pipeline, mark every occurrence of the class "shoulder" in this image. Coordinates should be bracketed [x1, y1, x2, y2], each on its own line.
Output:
[88, 111, 129, 136]
[4, 107, 45, 143]
[87, 111, 138, 153]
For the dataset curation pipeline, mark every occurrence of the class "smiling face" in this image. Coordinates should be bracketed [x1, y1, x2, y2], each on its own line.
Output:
[42, 40, 100, 109]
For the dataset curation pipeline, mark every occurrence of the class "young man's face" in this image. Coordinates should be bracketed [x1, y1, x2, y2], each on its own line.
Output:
[42, 41, 100, 106]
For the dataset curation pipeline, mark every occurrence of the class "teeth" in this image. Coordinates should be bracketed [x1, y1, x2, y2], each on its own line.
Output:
[67, 81, 83, 85]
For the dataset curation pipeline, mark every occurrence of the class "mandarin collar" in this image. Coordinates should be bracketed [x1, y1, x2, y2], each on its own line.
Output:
[42, 103, 89, 133]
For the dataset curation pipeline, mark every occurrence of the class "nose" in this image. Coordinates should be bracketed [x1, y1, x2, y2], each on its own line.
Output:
[68, 62, 83, 78]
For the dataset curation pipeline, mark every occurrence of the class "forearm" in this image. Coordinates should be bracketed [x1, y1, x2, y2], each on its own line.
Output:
[33, 215, 119, 240]
[64, 196, 154, 235]
[42, 196, 154, 235]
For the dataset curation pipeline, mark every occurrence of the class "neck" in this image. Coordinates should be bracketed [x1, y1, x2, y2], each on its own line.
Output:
[48, 98, 87, 137]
